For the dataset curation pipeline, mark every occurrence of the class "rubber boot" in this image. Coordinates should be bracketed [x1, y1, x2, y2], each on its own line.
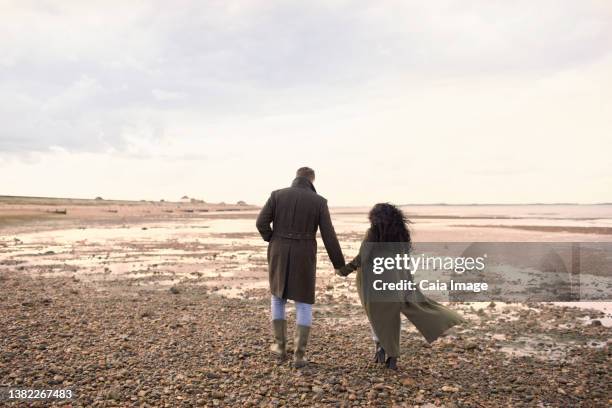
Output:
[385, 356, 398, 370]
[373, 341, 386, 364]
[293, 325, 311, 368]
[270, 319, 287, 361]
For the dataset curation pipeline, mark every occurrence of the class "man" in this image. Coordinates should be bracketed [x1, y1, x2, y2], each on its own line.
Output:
[256, 167, 345, 368]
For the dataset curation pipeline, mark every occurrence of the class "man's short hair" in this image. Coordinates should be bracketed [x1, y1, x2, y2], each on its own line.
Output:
[296, 167, 315, 181]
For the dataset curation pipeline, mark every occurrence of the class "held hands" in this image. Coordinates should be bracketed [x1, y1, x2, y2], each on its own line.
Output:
[335, 265, 353, 277]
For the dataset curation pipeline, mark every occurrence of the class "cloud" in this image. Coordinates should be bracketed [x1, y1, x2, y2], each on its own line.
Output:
[0, 1, 610, 205]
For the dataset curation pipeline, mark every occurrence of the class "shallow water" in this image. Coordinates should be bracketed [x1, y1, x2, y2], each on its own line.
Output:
[1, 205, 610, 362]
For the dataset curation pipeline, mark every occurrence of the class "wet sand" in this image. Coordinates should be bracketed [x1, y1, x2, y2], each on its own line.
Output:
[1, 200, 611, 406]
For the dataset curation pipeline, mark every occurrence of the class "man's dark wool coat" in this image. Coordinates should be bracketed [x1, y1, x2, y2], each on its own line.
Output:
[256, 177, 345, 304]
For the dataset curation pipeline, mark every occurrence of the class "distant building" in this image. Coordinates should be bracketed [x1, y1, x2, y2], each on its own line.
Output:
[237, 200, 247, 206]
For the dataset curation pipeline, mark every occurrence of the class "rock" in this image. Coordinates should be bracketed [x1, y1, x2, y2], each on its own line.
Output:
[441, 385, 459, 393]
[52, 375, 64, 384]
[590, 320, 602, 326]
[401, 377, 415, 386]
[169, 286, 180, 294]
[107, 389, 121, 400]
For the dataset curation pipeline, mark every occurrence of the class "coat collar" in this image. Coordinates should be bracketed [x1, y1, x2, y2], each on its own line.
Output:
[291, 177, 316, 193]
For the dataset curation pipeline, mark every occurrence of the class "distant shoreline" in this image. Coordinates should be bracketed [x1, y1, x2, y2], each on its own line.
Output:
[2, 195, 610, 207]
[0, 195, 252, 206]
[398, 203, 612, 206]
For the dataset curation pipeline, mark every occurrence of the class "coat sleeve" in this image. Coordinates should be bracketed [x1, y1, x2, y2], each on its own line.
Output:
[350, 253, 362, 268]
[256, 193, 275, 242]
[318, 200, 345, 269]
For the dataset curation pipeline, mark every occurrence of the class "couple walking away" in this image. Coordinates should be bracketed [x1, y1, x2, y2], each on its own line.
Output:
[256, 167, 465, 369]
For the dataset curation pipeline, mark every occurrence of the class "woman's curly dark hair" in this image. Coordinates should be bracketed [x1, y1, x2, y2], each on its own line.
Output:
[366, 203, 412, 248]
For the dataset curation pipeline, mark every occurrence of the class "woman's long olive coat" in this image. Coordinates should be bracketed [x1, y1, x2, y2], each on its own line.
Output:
[341, 241, 465, 357]
[256, 177, 345, 304]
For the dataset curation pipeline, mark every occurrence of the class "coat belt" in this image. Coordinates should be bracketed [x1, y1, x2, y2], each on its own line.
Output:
[273, 231, 316, 240]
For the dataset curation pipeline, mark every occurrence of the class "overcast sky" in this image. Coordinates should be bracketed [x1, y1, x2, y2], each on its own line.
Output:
[1, 1, 611, 205]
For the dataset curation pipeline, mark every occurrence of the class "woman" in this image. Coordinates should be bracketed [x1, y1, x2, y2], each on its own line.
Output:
[337, 203, 465, 369]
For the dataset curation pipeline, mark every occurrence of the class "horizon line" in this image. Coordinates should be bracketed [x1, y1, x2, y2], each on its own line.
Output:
[1, 195, 611, 207]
